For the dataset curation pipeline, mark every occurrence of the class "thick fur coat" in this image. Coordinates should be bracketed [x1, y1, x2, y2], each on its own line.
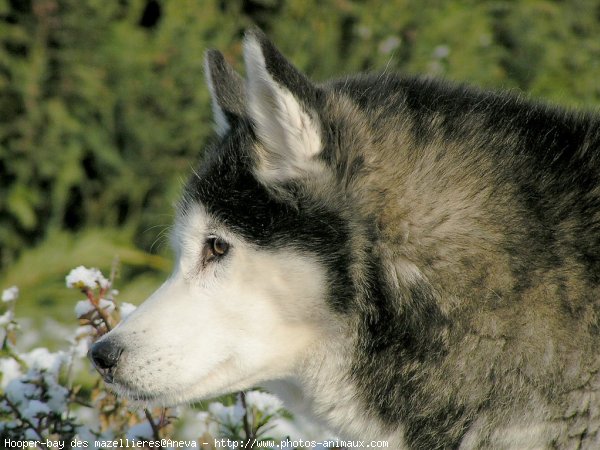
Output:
[91, 29, 600, 449]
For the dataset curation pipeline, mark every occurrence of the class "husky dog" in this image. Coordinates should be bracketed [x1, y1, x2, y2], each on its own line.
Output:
[90, 29, 600, 449]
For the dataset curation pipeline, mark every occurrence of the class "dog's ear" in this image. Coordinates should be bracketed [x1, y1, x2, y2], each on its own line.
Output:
[243, 28, 323, 183]
[204, 49, 246, 136]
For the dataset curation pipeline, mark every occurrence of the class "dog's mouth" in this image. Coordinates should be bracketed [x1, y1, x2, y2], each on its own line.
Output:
[89, 361, 153, 401]
[116, 384, 158, 402]
[95, 366, 116, 384]
[101, 375, 160, 403]
[88, 349, 247, 407]
[87, 348, 168, 403]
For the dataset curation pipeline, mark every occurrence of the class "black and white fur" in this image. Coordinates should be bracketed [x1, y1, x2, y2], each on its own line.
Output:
[90, 29, 600, 449]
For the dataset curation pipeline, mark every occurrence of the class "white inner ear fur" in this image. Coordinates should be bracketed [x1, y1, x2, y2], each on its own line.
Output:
[204, 57, 231, 137]
[243, 37, 323, 182]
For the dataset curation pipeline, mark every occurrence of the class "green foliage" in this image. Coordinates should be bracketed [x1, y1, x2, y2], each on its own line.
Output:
[0, 0, 247, 269]
[1, 0, 599, 320]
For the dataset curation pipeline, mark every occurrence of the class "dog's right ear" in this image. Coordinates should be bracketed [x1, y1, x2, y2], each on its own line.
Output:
[204, 49, 246, 136]
[243, 28, 324, 184]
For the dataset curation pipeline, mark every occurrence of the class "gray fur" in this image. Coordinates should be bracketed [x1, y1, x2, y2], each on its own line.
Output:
[222, 30, 600, 449]
[93, 28, 600, 449]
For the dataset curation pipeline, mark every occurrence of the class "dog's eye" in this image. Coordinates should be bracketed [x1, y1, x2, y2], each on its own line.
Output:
[203, 236, 230, 263]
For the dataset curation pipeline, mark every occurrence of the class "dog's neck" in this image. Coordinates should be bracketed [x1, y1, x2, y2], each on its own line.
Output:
[262, 334, 408, 449]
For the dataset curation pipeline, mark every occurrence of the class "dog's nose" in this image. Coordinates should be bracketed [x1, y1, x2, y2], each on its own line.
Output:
[89, 339, 123, 371]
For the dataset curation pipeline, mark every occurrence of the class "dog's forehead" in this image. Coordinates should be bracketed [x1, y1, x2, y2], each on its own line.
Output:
[182, 140, 286, 244]
[175, 123, 351, 265]
[177, 136, 285, 249]
[171, 202, 238, 247]
[173, 202, 210, 235]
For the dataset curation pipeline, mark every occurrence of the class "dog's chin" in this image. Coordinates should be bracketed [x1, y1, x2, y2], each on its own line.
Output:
[101, 357, 271, 408]
[105, 372, 235, 408]
[106, 381, 177, 408]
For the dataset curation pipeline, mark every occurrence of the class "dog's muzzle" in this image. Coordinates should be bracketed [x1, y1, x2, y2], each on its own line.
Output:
[88, 339, 123, 383]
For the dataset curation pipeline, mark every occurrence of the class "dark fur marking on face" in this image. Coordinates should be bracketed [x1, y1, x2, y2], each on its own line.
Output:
[183, 123, 355, 312]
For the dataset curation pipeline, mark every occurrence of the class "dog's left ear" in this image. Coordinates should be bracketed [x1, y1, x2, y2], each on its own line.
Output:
[205, 49, 246, 136]
[243, 28, 323, 183]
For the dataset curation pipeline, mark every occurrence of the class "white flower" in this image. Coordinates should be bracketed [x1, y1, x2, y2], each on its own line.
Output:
[24, 428, 40, 440]
[74, 324, 94, 338]
[126, 421, 154, 439]
[0, 310, 14, 327]
[5, 377, 38, 404]
[245, 390, 283, 416]
[71, 337, 90, 359]
[120, 302, 137, 320]
[21, 348, 66, 376]
[66, 266, 110, 290]
[193, 411, 219, 438]
[0, 358, 22, 389]
[75, 298, 115, 319]
[98, 298, 115, 313]
[74, 422, 101, 445]
[46, 383, 69, 412]
[2, 286, 19, 302]
[70, 327, 94, 358]
[74, 300, 95, 318]
[209, 401, 245, 425]
[21, 399, 51, 420]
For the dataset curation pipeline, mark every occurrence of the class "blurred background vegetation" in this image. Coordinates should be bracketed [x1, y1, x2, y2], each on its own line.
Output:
[1, 0, 600, 333]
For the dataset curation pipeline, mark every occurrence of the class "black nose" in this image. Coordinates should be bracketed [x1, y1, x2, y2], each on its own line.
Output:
[89, 339, 123, 371]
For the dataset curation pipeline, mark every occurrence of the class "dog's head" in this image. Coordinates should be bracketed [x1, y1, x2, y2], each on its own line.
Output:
[89, 29, 367, 405]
